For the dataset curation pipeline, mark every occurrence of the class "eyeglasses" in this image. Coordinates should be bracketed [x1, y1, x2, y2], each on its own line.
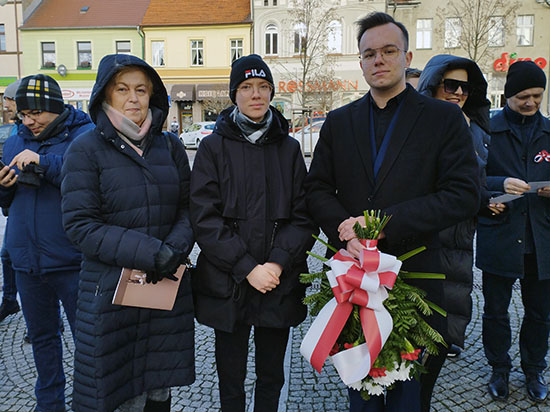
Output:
[17, 110, 43, 121]
[360, 45, 405, 63]
[237, 83, 273, 97]
[440, 79, 473, 96]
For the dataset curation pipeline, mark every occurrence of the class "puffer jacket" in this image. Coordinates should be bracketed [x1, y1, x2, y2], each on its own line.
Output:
[417, 54, 491, 347]
[190, 106, 316, 333]
[0, 105, 93, 274]
[61, 54, 194, 412]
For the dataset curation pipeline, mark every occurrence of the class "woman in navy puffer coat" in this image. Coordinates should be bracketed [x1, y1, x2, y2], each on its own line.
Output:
[61, 54, 195, 412]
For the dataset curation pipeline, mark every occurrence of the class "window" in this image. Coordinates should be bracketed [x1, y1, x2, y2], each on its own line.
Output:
[151, 41, 165, 66]
[517, 15, 534, 46]
[116, 41, 131, 54]
[444, 18, 461, 49]
[488, 16, 504, 47]
[416, 19, 432, 49]
[41, 42, 56, 68]
[0, 24, 5, 52]
[327, 20, 342, 53]
[230, 39, 243, 63]
[264, 0, 276, 4]
[294, 22, 306, 54]
[191, 40, 204, 66]
[265, 24, 278, 55]
[77, 41, 92, 68]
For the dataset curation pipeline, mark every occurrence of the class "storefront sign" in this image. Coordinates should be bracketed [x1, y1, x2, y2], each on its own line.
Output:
[493, 52, 547, 72]
[278, 79, 359, 93]
[196, 84, 230, 101]
[62, 88, 92, 100]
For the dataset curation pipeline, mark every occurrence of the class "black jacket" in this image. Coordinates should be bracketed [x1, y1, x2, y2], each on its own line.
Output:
[477, 108, 550, 279]
[190, 106, 315, 332]
[305, 85, 480, 340]
[417, 55, 492, 346]
[61, 54, 195, 412]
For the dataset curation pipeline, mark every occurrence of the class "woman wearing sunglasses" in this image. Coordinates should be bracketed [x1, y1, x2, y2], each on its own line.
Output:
[416, 54, 494, 411]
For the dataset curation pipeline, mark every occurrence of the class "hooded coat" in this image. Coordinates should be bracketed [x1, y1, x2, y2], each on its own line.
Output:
[417, 55, 491, 347]
[189, 106, 315, 332]
[0, 105, 93, 274]
[61, 54, 195, 412]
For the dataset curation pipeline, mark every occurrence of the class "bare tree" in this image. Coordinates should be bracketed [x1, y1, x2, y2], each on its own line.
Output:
[201, 99, 232, 119]
[435, 0, 521, 70]
[284, 0, 339, 112]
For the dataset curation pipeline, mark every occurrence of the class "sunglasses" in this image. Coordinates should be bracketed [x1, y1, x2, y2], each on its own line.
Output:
[440, 79, 473, 96]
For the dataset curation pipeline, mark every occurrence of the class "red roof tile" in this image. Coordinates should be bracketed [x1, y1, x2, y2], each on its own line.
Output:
[22, 0, 150, 29]
[142, 0, 251, 26]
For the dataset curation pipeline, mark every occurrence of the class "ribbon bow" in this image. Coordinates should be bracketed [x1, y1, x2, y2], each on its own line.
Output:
[300, 239, 402, 385]
[534, 150, 550, 163]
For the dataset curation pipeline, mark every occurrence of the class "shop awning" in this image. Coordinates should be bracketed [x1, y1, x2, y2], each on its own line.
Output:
[170, 84, 195, 102]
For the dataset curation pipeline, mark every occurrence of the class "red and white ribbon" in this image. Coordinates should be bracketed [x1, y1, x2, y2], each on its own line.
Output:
[300, 239, 402, 385]
[534, 150, 550, 163]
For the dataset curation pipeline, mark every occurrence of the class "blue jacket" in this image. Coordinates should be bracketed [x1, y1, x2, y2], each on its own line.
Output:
[476, 108, 550, 279]
[61, 54, 195, 412]
[0, 105, 93, 274]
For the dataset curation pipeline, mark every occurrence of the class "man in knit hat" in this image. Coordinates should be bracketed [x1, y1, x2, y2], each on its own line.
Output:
[477, 60, 550, 403]
[2, 78, 21, 122]
[0, 74, 93, 411]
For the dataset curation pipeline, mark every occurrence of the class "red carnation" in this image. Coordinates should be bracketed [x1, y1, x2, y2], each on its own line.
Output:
[401, 348, 421, 361]
[369, 367, 387, 377]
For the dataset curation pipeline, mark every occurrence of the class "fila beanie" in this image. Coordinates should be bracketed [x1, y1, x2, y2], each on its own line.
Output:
[229, 54, 275, 103]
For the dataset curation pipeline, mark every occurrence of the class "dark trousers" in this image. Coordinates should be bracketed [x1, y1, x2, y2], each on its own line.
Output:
[215, 324, 290, 412]
[16, 270, 78, 412]
[482, 255, 550, 375]
[420, 345, 448, 412]
[348, 378, 420, 412]
[1, 230, 16, 302]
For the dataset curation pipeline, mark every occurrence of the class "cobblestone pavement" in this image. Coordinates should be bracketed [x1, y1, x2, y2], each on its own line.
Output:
[1, 164, 549, 411]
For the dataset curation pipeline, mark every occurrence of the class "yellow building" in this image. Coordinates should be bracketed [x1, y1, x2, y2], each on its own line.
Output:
[141, 0, 252, 128]
[19, 0, 149, 111]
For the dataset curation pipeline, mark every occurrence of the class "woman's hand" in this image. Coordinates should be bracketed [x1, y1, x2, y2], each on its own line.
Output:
[246, 264, 280, 294]
[338, 216, 365, 242]
[537, 186, 550, 198]
[503, 177, 530, 195]
[487, 202, 506, 215]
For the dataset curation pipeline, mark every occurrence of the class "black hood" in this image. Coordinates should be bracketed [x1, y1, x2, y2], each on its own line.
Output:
[88, 54, 169, 131]
[417, 54, 491, 133]
[214, 105, 290, 144]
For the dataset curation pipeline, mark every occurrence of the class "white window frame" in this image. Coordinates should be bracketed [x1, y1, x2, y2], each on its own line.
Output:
[444, 17, 461, 49]
[516, 15, 534, 46]
[416, 18, 432, 49]
[77, 41, 92, 68]
[327, 20, 342, 53]
[230, 39, 243, 63]
[488, 16, 504, 47]
[151, 41, 165, 66]
[116, 40, 131, 54]
[294, 22, 307, 55]
[191, 40, 204, 66]
[41, 42, 56, 68]
[265, 24, 278, 56]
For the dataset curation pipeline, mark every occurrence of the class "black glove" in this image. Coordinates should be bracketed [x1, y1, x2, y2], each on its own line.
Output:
[153, 243, 182, 282]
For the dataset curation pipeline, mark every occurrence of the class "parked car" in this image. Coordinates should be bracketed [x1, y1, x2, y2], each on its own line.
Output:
[179, 121, 215, 148]
[291, 120, 324, 155]
[0, 124, 15, 158]
[288, 115, 326, 133]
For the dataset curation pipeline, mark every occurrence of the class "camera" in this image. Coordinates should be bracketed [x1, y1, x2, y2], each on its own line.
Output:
[18, 163, 44, 188]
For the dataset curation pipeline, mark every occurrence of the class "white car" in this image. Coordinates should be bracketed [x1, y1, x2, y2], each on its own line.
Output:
[291, 121, 324, 155]
[179, 122, 215, 148]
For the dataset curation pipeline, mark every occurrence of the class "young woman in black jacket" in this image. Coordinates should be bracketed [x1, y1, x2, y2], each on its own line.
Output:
[190, 54, 315, 412]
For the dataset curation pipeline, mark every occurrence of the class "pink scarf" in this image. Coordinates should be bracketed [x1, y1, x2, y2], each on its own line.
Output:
[102, 102, 152, 143]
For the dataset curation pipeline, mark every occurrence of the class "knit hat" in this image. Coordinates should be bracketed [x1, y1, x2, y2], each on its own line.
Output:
[504, 61, 546, 98]
[15, 74, 64, 114]
[229, 54, 274, 103]
[3, 79, 21, 100]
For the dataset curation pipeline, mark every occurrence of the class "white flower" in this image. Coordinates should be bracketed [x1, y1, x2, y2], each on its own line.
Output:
[363, 381, 385, 396]
[348, 380, 363, 391]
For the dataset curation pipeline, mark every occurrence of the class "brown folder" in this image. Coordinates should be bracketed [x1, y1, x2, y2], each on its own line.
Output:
[112, 265, 185, 311]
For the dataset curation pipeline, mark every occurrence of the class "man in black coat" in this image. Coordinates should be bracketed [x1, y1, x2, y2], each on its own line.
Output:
[305, 12, 480, 412]
[477, 61, 550, 404]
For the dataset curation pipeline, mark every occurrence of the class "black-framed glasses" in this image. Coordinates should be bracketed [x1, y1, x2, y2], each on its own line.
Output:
[441, 79, 473, 96]
[17, 110, 43, 121]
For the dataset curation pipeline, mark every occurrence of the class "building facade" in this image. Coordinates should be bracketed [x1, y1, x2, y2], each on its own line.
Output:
[142, 0, 252, 130]
[0, 0, 23, 124]
[19, 0, 149, 112]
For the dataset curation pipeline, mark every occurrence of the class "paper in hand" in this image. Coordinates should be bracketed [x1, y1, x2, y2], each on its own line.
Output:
[489, 193, 523, 203]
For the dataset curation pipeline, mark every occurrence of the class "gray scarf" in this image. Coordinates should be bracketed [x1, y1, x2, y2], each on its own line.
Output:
[231, 106, 272, 144]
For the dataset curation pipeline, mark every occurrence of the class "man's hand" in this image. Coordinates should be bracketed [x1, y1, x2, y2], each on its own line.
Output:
[537, 186, 550, 198]
[503, 177, 530, 195]
[487, 202, 506, 215]
[263, 262, 283, 278]
[346, 238, 365, 259]
[0, 165, 17, 188]
[9, 149, 40, 171]
[246, 265, 280, 294]
[338, 216, 365, 242]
